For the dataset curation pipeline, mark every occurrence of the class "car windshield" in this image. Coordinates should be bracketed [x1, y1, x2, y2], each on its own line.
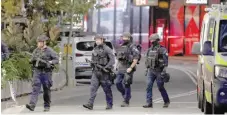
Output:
[218, 20, 227, 52]
[76, 41, 113, 51]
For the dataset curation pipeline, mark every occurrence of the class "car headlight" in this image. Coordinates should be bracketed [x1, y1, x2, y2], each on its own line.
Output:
[215, 66, 227, 78]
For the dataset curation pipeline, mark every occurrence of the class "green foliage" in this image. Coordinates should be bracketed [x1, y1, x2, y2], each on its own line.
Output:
[24, 18, 46, 52]
[1, 0, 108, 84]
[1, 22, 27, 52]
[1, 52, 32, 87]
[1, 0, 22, 19]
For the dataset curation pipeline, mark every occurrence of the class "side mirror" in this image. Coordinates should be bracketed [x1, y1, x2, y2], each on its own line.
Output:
[202, 41, 213, 55]
[191, 42, 201, 55]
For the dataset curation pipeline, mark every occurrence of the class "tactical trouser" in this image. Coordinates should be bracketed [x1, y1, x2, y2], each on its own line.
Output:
[116, 71, 134, 103]
[29, 70, 53, 108]
[146, 69, 169, 104]
[88, 72, 113, 107]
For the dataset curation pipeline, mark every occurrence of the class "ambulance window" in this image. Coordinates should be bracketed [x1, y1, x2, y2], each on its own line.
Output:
[218, 20, 227, 52]
[200, 23, 205, 43]
[207, 19, 215, 47]
[212, 21, 216, 47]
[200, 23, 205, 50]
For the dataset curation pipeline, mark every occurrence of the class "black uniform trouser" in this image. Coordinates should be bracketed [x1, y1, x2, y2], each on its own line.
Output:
[29, 70, 53, 108]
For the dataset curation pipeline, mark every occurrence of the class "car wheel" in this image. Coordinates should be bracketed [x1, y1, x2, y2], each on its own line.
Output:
[212, 104, 225, 114]
[203, 94, 212, 114]
[212, 99, 225, 115]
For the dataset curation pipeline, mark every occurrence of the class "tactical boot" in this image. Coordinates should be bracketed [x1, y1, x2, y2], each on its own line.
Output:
[44, 107, 50, 112]
[143, 103, 153, 108]
[106, 106, 112, 110]
[83, 103, 93, 110]
[26, 104, 35, 111]
[163, 102, 170, 108]
[121, 101, 129, 107]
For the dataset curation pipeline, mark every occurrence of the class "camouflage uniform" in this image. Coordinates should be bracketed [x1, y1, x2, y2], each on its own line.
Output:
[26, 35, 59, 111]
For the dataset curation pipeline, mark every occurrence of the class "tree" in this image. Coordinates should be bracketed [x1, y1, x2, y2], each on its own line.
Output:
[1, 0, 111, 87]
[56, 0, 111, 86]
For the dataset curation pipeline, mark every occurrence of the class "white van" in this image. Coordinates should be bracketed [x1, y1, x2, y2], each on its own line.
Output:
[72, 35, 118, 79]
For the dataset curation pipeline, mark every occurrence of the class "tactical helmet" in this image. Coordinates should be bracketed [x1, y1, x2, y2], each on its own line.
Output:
[94, 34, 105, 40]
[122, 32, 132, 38]
[149, 33, 160, 41]
[37, 34, 49, 42]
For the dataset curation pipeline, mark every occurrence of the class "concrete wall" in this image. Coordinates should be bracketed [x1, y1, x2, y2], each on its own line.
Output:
[1, 72, 66, 100]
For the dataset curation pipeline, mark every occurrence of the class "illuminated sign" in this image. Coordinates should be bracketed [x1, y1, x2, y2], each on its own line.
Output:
[133, 0, 158, 6]
[159, 1, 169, 9]
[185, 0, 208, 5]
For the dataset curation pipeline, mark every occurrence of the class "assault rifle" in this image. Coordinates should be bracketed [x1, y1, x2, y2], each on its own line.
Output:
[25, 52, 54, 68]
[85, 58, 109, 72]
[85, 58, 116, 84]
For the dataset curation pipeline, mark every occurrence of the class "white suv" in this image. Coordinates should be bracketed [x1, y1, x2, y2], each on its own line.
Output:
[72, 35, 117, 79]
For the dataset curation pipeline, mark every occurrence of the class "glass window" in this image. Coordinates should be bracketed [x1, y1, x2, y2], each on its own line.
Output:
[218, 20, 227, 52]
[76, 41, 113, 51]
[212, 21, 216, 47]
[207, 19, 215, 42]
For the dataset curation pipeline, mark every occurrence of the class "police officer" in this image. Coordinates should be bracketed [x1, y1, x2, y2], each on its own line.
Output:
[1, 41, 9, 61]
[26, 35, 59, 112]
[116, 32, 140, 107]
[143, 33, 170, 108]
[83, 35, 115, 110]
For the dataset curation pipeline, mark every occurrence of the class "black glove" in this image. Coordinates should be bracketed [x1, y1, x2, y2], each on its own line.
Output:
[161, 67, 167, 76]
[124, 73, 132, 85]
[163, 72, 170, 83]
[110, 72, 116, 84]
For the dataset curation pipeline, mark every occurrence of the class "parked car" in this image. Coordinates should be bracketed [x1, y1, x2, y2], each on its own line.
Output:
[72, 35, 117, 79]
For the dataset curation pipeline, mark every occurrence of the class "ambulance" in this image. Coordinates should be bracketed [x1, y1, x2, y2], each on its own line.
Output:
[192, 3, 227, 114]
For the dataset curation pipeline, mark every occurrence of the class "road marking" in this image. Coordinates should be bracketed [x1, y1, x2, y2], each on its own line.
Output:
[186, 68, 197, 80]
[148, 66, 197, 103]
[155, 102, 197, 103]
[154, 91, 196, 103]
[169, 66, 197, 85]
[153, 90, 196, 103]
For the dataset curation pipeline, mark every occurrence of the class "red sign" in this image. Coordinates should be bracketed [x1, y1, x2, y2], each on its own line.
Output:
[168, 36, 184, 56]
[184, 5, 200, 55]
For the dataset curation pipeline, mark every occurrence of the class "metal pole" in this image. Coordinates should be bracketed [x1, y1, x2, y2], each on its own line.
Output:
[97, 0, 101, 33]
[148, 6, 151, 48]
[66, 0, 74, 86]
[130, 0, 134, 34]
[139, 6, 142, 44]
[113, 0, 116, 42]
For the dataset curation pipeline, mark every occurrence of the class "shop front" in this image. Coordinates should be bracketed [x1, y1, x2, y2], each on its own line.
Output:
[149, 0, 220, 56]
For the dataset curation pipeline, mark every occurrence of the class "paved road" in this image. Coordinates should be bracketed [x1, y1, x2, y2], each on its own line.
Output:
[2, 58, 216, 114]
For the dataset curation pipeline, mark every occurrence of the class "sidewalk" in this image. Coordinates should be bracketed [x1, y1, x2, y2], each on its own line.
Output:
[169, 56, 198, 61]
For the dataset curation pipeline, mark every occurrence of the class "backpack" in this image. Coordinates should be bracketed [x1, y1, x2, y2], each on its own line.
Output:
[129, 44, 142, 64]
